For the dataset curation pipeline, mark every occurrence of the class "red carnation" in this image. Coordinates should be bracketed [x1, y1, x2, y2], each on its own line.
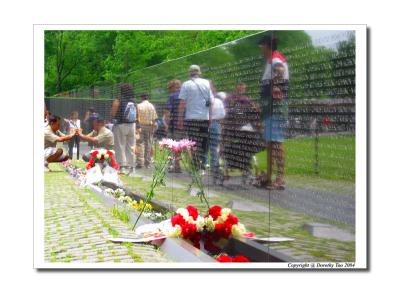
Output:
[171, 213, 185, 227]
[233, 255, 250, 262]
[181, 222, 197, 239]
[216, 255, 233, 262]
[226, 214, 239, 225]
[207, 206, 222, 220]
[186, 205, 198, 220]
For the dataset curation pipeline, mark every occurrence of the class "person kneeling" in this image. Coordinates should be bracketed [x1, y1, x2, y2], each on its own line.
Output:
[44, 115, 75, 170]
[78, 117, 115, 162]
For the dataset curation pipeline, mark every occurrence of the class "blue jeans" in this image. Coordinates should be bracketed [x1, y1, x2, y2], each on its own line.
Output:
[209, 120, 221, 173]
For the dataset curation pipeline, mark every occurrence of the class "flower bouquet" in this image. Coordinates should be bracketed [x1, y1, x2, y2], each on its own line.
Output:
[132, 139, 197, 230]
[85, 149, 120, 185]
[86, 149, 119, 170]
[166, 205, 252, 261]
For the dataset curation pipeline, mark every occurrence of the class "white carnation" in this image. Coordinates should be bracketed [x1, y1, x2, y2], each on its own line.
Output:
[221, 208, 231, 221]
[204, 216, 215, 232]
[195, 216, 205, 232]
[231, 223, 246, 238]
[176, 208, 189, 220]
[187, 216, 195, 224]
[166, 225, 182, 238]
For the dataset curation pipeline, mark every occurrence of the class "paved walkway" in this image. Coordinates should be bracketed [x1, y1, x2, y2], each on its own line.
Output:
[217, 181, 355, 226]
[44, 167, 171, 263]
[135, 168, 355, 226]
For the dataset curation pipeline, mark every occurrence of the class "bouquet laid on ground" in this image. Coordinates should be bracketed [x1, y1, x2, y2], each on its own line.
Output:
[166, 205, 252, 261]
[86, 149, 119, 170]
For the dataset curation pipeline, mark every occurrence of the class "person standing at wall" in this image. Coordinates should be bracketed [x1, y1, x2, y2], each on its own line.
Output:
[64, 111, 81, 160]
[83, 107, 99, 149]
[164, 79, 182, 172]
[258, 35, 289, 190]
[177, 65, 214, 172]
[209, 91, 226, 180]
[136, 93, 158, 169]
[222, 83, 262, 183]
[111, 83, 137, 176]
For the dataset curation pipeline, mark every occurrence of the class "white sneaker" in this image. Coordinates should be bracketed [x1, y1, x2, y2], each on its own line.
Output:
[128, 169, 136, 177]
[119, 166, 129, 175]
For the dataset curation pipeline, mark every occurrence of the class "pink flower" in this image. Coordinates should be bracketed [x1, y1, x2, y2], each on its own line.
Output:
[159, 138, 195, 154]
[159, 138, 175, 150]
[178, 139, 196, 151]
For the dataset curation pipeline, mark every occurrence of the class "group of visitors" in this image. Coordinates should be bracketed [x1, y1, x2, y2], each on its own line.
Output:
[44, 86, 158, 177]
[44, 35, 289, 189]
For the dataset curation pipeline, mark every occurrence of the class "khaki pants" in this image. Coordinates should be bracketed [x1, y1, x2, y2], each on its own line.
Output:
[113, 123, 136, 168]
[137, 125, 154, 167]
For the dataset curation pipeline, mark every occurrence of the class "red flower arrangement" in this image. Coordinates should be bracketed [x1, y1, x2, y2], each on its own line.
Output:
[167, 205, 252, 258]
[86, 149, 119, 170]
[203, 206, 247, 254]
[168, 205, 203, 249]
[216, 255, 250, 263]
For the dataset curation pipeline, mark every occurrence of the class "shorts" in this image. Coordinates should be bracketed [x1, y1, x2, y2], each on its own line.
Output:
[264, 116, 285, 143]
[44, 147, 58, 160]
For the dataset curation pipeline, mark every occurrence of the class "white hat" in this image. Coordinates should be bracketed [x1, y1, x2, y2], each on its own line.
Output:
[189, 64, 201, 75]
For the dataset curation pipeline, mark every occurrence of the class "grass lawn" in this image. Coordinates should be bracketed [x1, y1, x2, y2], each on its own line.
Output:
[255, 134, 355, 182]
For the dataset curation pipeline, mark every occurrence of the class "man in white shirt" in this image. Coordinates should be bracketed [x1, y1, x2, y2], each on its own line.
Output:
[177, 65, 214, 170]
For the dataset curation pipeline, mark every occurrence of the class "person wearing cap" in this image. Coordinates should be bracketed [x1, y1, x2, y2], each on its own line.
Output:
[258, 35, 289, 190]
[78, 117, 115, 162]
[177, 65, 214, 171]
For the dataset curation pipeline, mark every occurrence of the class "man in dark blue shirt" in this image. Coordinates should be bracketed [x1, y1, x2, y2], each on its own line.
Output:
[164, 79, 182, 135]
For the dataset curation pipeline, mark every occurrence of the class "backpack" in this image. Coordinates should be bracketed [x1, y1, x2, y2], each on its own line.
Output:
[123, 101, 136, 123]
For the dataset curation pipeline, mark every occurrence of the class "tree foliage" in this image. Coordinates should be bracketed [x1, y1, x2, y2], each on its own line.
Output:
[45, 30, 259, 96]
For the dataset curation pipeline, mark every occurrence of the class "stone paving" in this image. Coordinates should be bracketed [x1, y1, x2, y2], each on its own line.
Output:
[44, 166, 171, 263]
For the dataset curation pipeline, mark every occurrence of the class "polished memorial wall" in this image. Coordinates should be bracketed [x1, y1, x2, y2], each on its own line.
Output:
[45, 30, 356, 262]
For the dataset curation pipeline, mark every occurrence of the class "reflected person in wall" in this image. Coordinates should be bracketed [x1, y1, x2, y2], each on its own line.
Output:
[177, 65, 214, 173]
[164, 79, 183, 173]
[64, 111, 81, 160]
[83, 107, 99, 149]
[111, 83, 137, 176]
[222, 82, 262, 183]
[258, 35, 289, 190]
[136, 93, 158, 169]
